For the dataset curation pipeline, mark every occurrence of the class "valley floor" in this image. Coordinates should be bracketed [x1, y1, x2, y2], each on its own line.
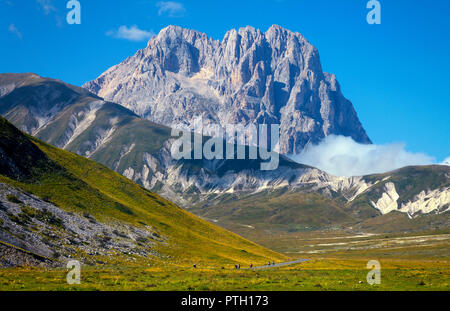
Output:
[1, 230, 448, 291]
[0, 258, 448, 291]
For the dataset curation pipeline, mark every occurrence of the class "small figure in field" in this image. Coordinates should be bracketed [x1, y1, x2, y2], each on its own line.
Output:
[250, 263, 253, 268]
[268, 261, 271, 266]
[238, 264, 241, 269]
[272, 261, 275, 265]
[193, 264, 197, 268]
[235, 264, 238, 269]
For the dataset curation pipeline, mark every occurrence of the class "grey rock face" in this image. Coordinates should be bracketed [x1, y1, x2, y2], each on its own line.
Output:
[0, 183, 161, 266]
[0, 73, 99, 136]
[84, 25, 371, 154]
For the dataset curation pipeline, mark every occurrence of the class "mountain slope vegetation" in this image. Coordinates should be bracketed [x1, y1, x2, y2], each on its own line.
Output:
[0, 116, 287, 266]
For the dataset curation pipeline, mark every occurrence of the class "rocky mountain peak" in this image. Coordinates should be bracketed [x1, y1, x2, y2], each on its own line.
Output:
[84, 25, 371, 154]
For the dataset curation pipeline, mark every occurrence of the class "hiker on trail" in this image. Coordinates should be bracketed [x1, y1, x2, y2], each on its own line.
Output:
[235, 264, 238, 269]
[272, 261, 275, 265]
[268, 261, 271, 266]
[238, 264, 241, 269]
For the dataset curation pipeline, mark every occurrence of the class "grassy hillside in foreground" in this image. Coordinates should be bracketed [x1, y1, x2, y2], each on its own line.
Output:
[0, 117, 287, 266]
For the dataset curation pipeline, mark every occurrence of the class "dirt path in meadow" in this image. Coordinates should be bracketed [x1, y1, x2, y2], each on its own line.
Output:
[250, 258, 309, 270]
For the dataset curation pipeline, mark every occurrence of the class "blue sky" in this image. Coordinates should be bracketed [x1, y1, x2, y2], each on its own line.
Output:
[1, 0, 449, 161]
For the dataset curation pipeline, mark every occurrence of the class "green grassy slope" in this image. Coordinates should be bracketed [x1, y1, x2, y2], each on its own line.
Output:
[191, 188, 358, 233]
[0, 117, 287, 266]
[89, 115, 171, 173]
[354, 211, 450, 233]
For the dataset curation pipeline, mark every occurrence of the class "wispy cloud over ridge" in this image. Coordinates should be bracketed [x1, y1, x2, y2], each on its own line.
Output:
[289, 135, 440, 177]
[107, 25, 155, 42]
[156, 1, 186, 17]
[442, 157, 450, 166]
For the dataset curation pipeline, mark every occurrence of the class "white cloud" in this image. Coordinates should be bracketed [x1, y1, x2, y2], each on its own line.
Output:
[156, 1, 186, 17]
[289, 135, 437, 177]
[8, 24, 22, 39]
[441, 157, 450, 166]
[35, 0, 63, 27]
[107, 25, 155, 42]
[37, 0, 56, 15]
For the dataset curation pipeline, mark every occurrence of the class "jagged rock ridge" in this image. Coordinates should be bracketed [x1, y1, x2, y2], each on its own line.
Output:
[84, 25, 371, 154]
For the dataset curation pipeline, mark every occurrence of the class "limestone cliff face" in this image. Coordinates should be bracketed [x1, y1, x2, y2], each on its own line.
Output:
[84, 25, 371, 154]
